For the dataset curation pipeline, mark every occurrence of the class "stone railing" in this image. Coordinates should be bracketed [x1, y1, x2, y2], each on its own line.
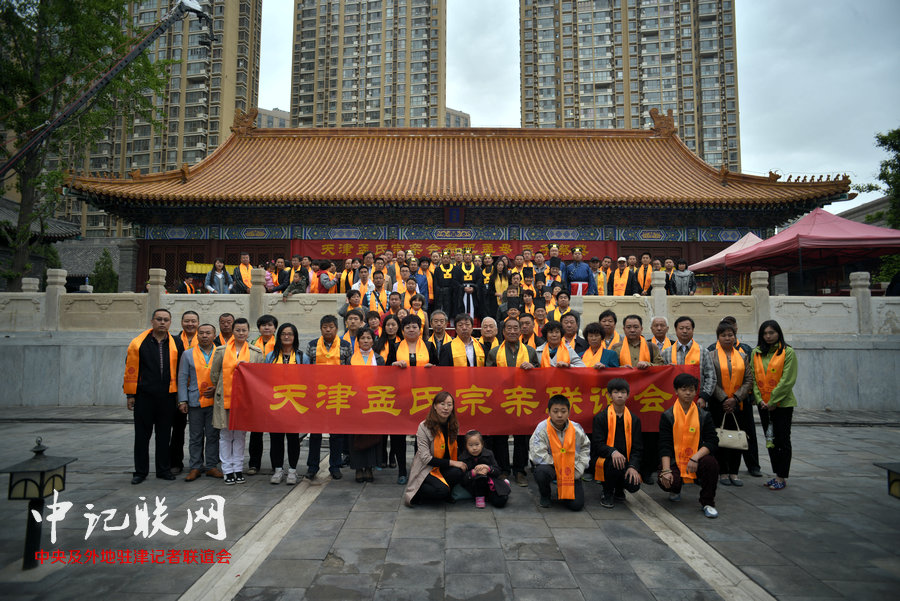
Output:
[1, 268, 898, 409]
[1, 268, 897, 338]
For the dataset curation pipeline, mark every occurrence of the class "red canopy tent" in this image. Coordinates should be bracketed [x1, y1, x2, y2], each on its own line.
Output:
[723, 208, 900, 273]
[689, 232, 763, 273]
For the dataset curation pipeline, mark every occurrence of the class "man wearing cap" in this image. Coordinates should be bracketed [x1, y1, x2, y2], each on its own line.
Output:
[590, 257, 608, 296]
[565, 247, 598, 296]
[607, 257, 639, 296]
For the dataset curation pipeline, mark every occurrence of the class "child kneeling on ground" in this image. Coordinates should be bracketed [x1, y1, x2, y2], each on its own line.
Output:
[658, 373, 720, 518]
[528, 394, 591, 511]
[593, 378, 643, 508]
[459, 430, 510, 508]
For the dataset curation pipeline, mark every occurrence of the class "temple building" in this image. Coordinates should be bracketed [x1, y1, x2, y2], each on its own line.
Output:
[65, 110, 852, 290]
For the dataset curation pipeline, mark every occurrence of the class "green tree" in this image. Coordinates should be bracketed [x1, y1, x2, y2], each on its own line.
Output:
[90, 247, 117, 292]
[852, 127, 900, 282]
[852, 126, 900, 229]
[0, 0, 169, 290]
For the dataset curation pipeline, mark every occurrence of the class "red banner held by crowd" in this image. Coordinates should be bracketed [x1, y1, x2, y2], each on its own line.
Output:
[230, 364, 700, 435]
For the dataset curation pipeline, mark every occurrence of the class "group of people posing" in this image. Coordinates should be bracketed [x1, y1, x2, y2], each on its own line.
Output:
[126, 270, 797, 517]
[194, 246, 699, 320]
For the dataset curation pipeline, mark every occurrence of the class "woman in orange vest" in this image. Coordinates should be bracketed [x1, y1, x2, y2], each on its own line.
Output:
[708, 321, 753, 487]
[344, 327, 386, 483]
[751, 320, 797, 491]
[403, 391, 466, 506]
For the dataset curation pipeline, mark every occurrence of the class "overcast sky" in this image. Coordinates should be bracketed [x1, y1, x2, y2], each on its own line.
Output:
[258, 0, 900, 214]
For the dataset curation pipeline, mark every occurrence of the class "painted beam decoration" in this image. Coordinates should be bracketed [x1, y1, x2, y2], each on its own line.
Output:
[230, 364, 700, 434]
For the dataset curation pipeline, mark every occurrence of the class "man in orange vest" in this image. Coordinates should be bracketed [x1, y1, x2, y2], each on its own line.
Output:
[232, 251, 253, 293]
[124, 309, 185, 485]
[657, 373, 720, 518]
[607, 257, 639, 296]
[592, 378, 643, 509]
[305, 315, 353, 480]
[529, 394, 591, 511]
[177, 323, 223, 482]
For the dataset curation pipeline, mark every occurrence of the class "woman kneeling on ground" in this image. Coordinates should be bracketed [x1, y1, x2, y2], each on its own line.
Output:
[403, 391, 466, 506]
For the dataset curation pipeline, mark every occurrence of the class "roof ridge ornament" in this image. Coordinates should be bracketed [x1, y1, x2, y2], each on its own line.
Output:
[649, 108, 676, 137]
[768, 171, 781, 181]
[128, 169, 142, 181]
[719, 164, 729, 185]
[231, 107, 258, 135]
[180, 163, 190, 184]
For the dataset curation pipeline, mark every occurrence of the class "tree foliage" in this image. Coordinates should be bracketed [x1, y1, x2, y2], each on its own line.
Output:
[0, 0, 170, 290]
[90, 247, 118, 292]
[852, 126, 900, 229]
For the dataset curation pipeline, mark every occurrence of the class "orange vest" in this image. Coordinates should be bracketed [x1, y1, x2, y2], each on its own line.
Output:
[239, 264, 253, 289]
[124, 329, 178, 395]
[546, 419, 577, 499]
[192, 346, 214, 408]
[595, 407, 632, 480]
[671, 341, 701, 365]
[612, 269, 629, 295]
[672, 401, 701, 483]
[618, 338, 651, 366]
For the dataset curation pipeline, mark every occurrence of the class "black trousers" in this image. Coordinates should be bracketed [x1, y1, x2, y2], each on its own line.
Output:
[463, 476, 509, 507]
[489, 435, 529, 474]
[658, 455, 719, 507]
[759, 406, 793, 478]
[270, 433, 301, 470]
[133, 393, 174, 478]
[740, 399, 760, 472]
[639, 432, 659, 480]
[307, 433, 344, 471]
[601, 461, 642, 496]
[248, 431, 263, 469]
[411, 468, 464, 504]
[169, 405, 187, 470]
[533, 464, 585, 511]
[709, 403, 743, 476]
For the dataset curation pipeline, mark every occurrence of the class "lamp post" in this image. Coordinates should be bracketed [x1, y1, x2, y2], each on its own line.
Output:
[0, 438, 76, 570]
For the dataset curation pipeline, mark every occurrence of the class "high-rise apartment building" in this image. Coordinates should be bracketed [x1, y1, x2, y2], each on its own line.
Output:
[256, 107, 291, 128]
[520, 0, 740, 171]
[54, 0, 262, 237]
[290, 0, 448, 128]
[445, 107, 471, 127]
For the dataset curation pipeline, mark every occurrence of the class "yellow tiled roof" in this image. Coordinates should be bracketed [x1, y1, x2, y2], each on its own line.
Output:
[67, 128, 851, 207]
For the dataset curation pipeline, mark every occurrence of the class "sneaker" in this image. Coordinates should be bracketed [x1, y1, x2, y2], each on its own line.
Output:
[515, 472, 528, 487]
[764, 478, 777, 488]
[329, 468, 343, 480]
[703, 505, 719, 519]
[306, 469, 318, 481]
[539, 496, 551, 508]
[475, 496, 486, 508]
[286, 471, 300, 485]
[397, 475, 408, 485]
[614, 489, 626, 502]
[668, 492, 681, 502]
[235, 472, 245, 483]
[582, 472, 594, 482]
[246, 467, 258, 476]
[224, 473, 236, 485]
[599, 492, 615, 509]
[769, 480, 786, 490]
[270, 469, 285, 485]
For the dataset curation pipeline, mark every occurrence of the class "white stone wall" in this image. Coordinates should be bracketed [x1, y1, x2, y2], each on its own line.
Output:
[1, 268, 898, 409]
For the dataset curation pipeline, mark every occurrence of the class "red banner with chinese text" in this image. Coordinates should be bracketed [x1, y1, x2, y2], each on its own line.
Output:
[293, 240, 618, 262]
[230, 364, 699, 435]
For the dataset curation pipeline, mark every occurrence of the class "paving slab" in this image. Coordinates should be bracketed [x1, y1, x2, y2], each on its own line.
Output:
[3, 411, 899, 601]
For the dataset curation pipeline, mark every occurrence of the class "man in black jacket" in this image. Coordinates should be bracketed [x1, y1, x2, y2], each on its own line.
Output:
[657, 373, 720, 518]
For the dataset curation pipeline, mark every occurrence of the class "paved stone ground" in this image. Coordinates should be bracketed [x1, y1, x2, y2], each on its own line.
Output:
[1, 408, 898, 600]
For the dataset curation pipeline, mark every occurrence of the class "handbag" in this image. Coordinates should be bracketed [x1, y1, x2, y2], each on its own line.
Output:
[716, 412, 749, 450]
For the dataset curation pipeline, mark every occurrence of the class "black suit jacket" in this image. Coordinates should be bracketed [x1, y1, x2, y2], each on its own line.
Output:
[607, 269, 640, 296]
[437, 338, 486, 366]
[386, 340, 438, 365]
